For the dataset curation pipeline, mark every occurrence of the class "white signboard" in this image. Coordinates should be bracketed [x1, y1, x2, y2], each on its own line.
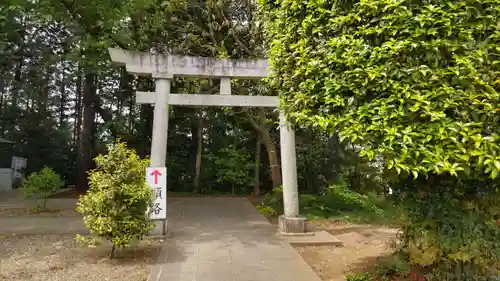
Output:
[146, 167, 167, 220]
[11, 156, 27, 179]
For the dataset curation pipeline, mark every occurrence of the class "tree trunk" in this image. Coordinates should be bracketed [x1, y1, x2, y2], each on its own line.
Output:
[261, 129, 282, 188]
[59, 64, 65, 126]
[40, 68, 51, 117]
[349, 143, 362, 191]
[253, 135, 261, 196]
[0, 71, 4, 121]
[193, 109, 203, 194]
[137, 77, 154, 157]
[12, 55, 22, 107]
[76, 71, 96, 192]
[246, 108, 282, 189]
[351, 163, 362, 191]
[74, 66, 83, 143]
[9, 56, 23, 134]
[110, 244, 116, 259]
[138, 104, 153, 157]
[326, 133, 343, 185]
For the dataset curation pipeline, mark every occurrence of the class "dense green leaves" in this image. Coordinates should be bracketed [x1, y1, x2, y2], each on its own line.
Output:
[260, 0, 500, 278]
[260, 0, 500, 179]
[77, 140, 153, 257]
[22, 167, 64, 210]
[397, 176, 500, 279]
[212, 144, 253, 193]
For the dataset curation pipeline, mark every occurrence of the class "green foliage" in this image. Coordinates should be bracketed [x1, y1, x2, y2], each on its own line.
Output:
[211, 144, 254, 194]
[76, 140, 153, 258]
[259, 184, 395, 224]
[301, 185, 392, 223]
[75, 234, 102, 248]
[260, 0, 500, 179]
[344, 272, 373, 281]
[375, 254, 412, 278]
[256, 205, 278, 217]
[22, 167, 64, 211]
[396, 176, 500, 280]
[296, 133, 331, 193]
[261, 186, 284, 211]
[261, 0, 500, 279]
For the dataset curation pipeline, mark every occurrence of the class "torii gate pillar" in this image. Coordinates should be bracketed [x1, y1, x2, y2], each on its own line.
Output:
[150, 77, 172, 168]
[109, 48, 306, 234]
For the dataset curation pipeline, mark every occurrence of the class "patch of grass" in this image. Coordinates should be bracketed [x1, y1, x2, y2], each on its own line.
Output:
[323, 206, 400, 226]
[300, 186, 401, 226]
[343, 252, 430, 281]
[346, 251, 427, 281]
[252, 185, 401, 226]
[345, 272, 373, 281]
[375, 253, 412, 278]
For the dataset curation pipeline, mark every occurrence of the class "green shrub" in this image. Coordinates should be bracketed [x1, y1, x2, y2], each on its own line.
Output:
[258, 185, 394, 223]
[398, 176, 500, 281]
[22, 167, 64, 211]
[261, 186, 284, 210]
[212, 144, 253, 195]
[256, 205, 278, 217]
[302, 185, 391, 223]
[76, 140, 153, 258]
[259, 184, 393, 222]
[375, 254, 412, 278]
[344, 272, 372, 281]
[256, 187, 283, 216]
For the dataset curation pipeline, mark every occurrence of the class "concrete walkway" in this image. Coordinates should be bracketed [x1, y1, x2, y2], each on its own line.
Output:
[0, 189, 78, 209]
[0, 190, 85, 235]
[152, 197, 321, 281]
[0, 216, 87, 235]
[0, 195, 322, 280]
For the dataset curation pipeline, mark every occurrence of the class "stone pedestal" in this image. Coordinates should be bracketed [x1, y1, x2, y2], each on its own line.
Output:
[278, 215, 307, 234]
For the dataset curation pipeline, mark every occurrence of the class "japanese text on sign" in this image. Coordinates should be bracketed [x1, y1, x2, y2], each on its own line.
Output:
[146, 167, 167, 219]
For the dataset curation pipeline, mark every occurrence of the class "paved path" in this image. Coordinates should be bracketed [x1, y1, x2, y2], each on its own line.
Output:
[0, 196, 322, 280]
[0, 217, 87, 235]
[0, 192, 85, 235]
[152, 197, 321, 281]
[0, 189, 79, 209]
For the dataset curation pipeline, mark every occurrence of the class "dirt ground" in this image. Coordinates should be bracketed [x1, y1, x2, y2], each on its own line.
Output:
[296, 220, 400, 281]
[0, 235, 162, 281]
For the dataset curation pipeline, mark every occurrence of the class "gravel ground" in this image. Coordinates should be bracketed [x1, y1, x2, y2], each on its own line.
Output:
[0, 208, 79, 218]
[0, 235, 162, 281]
[295, 221, 399, 281]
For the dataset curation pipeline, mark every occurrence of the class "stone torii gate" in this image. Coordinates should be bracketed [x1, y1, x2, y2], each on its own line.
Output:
[108, 48, 306, 234]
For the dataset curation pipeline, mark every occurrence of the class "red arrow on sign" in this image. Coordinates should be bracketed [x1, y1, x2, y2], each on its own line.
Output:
[150, 169, 162, 185]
